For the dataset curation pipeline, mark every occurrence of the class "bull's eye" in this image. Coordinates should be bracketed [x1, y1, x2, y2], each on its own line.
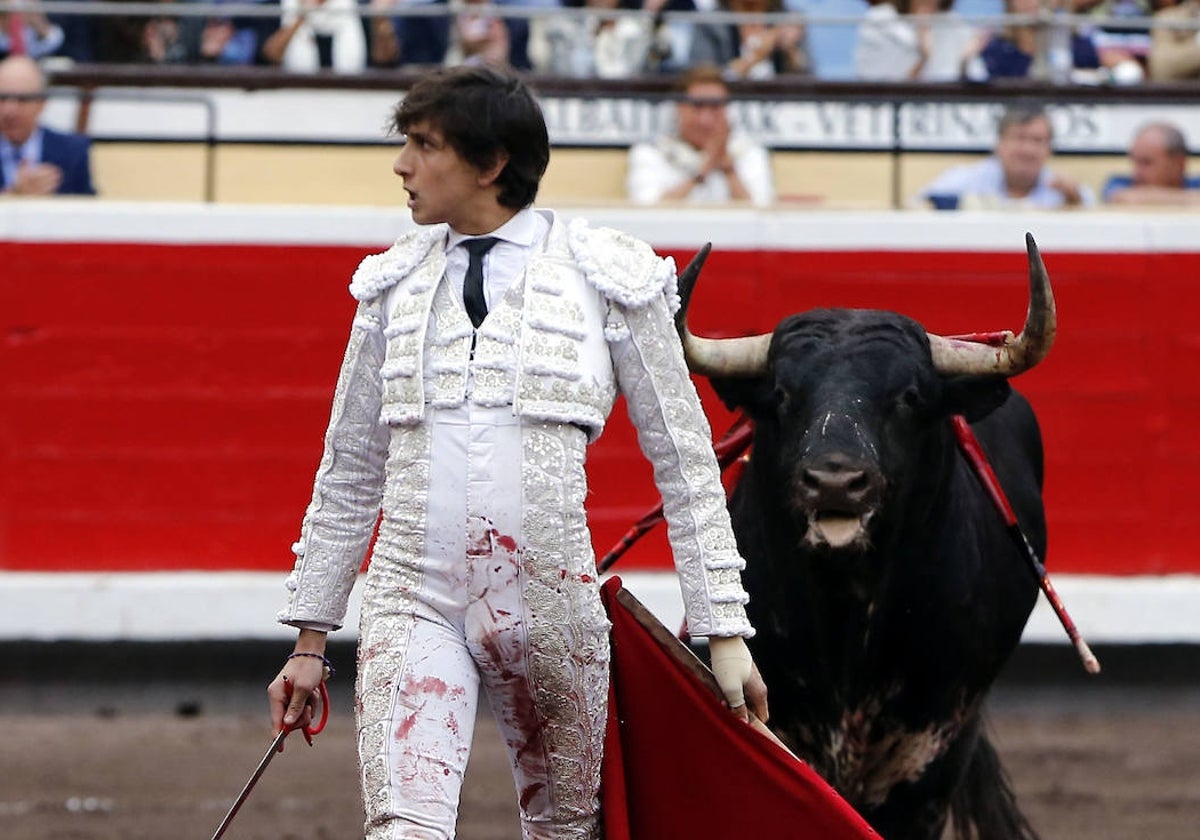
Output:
[772, 386, 790, 413]
[898, 386, 924, 413]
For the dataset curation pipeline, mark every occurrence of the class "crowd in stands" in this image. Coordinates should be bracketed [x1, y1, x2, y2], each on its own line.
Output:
[4, 2, 1200, 203]
[0, 0, 1198, 81]
[910, 104, 1200, 208]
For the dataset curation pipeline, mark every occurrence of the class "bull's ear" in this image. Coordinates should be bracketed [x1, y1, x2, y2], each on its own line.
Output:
[941, 376, 1012, 423]
[710, 375, 775, 416]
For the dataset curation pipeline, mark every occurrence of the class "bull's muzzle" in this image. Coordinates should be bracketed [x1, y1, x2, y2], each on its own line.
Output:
[795, 454, 883, 550]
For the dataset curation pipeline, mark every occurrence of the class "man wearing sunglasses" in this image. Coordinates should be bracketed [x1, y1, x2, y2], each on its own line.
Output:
[0, 55, 95, 196]
[626, 62, 775, 206]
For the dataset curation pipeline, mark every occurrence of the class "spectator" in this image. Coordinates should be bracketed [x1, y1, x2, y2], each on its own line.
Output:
[528, 0, 660, 77]
[0, 55, 95, 195]
[372, 0, 553, 70]
[854, 0, 978, 81]
[1103, 121, 1200, 205]
[99, 0, 262, 66]
[648, 0, 704, 72]
[1074, 0, 1153, 81]
[369, 0, 452, 67]
[479, 0, 562, 70]
[444, 0, 512, 66]
[626, 63, 775, 205]
[915, 103, 1092, 209]
[192, 0, 273, 66]
[261, 0, 368, 73]
[0, 2, 66, 59]
[139, 5, 192, 63]
[43, 0, 98, 63]
[1148, 0, 1200, 79]
[689, 0, 809, 78]
[961, 0, 1100, 80]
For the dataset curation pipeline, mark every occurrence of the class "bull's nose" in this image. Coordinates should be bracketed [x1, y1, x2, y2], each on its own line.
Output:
[800, 460, 879, 510]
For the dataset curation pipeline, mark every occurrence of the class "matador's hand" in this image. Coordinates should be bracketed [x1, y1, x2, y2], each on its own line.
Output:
[708, 635, 769, 724]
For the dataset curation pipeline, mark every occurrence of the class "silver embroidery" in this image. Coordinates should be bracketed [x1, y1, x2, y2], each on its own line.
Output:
[610, 293, 753, 639]
[522, 425, 608, 839]
[279, 298, 390, 629]
[359, 424, 434, 837]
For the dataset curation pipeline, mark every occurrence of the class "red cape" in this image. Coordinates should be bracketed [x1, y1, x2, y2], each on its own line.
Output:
[600, 577, 880, 839]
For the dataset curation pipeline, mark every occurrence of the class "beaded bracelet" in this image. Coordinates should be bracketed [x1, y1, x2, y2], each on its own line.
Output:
[287, 651, 336, 678]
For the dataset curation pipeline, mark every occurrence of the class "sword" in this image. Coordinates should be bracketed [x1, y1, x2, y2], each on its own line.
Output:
[210, 680, 330, 840]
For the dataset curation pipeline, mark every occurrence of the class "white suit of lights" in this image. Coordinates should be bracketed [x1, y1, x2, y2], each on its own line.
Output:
[278, 211, 753, 839]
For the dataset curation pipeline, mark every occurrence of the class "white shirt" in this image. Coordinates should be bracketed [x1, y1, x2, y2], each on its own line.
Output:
[855, 6, 976, 82]
[279, 0, 367, 73]
[382, 208, 553, 324]
[626, 133, 775, 207]
[444, 208, 553, 312]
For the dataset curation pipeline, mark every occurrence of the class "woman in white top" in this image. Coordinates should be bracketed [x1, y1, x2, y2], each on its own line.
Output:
[529, 0, 660, 78]
[854, 0, 977, 81]
[262, 0, 368, 73]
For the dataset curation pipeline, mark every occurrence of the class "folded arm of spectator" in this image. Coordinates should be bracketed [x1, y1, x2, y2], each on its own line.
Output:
[1148, 2, 1200, 80]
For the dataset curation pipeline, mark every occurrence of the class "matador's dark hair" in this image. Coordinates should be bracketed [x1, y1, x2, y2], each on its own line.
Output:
[390, 65, 550, 210]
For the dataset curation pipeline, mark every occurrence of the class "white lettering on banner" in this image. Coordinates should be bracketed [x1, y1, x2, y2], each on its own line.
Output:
[540, 97, 674, 146]
[898, 102, 1105, 149]
[34, 87, 1200, 155]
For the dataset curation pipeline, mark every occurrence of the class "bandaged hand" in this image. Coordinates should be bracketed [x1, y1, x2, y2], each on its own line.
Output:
[708, 635, 753, 711]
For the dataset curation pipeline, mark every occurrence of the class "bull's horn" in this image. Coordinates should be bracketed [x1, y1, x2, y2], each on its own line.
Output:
[675, 243, 772, 378]
[928, 233, 1056, 377]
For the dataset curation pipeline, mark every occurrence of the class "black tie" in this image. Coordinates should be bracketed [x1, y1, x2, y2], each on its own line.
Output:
[462, 237, 500, 328]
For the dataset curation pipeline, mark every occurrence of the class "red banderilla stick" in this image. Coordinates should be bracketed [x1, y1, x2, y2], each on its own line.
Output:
[952, 415, 1101, 675]
[597, 414, 755, 575]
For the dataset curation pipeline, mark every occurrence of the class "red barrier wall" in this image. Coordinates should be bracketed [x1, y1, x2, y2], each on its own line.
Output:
[3, 232, 1197, 576]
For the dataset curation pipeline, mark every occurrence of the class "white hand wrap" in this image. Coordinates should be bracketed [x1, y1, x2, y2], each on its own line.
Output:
[708, 635, 753, 709]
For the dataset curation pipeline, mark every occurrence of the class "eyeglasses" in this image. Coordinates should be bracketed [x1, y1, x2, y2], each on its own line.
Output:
[0, 93, 47, 103]
[682, 97, 729, 109]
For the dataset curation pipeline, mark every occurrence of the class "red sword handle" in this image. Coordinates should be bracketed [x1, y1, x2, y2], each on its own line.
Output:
[209, 680, 332, 840]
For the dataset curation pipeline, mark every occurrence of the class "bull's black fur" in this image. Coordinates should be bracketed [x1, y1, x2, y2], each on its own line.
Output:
[715, 309, 1044, 840]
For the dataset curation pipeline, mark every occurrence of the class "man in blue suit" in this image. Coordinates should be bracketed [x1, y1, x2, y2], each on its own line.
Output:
[0, 55, 95, 196]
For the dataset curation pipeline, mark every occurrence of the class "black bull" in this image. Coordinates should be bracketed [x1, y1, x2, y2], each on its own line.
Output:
[676, 237, 1054, 840]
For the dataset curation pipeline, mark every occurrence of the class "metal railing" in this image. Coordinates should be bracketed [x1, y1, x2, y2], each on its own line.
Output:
[3, 0, 1197, 84]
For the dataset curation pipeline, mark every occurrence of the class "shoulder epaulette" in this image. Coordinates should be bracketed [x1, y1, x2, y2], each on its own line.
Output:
[348, 225, 445, 302]
[566, 217, 678, 312]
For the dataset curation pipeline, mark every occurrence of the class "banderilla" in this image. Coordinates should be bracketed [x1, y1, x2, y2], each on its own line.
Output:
[596, 413, 754, 575]
[952, 414, 1101, 675]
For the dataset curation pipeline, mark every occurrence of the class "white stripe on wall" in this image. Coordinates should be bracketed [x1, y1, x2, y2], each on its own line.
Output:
[5, 200, 1200, 254]
[2, 571, 1196, 644]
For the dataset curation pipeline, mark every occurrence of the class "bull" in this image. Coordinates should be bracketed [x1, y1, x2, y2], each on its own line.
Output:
[677, 235, 1054, 840]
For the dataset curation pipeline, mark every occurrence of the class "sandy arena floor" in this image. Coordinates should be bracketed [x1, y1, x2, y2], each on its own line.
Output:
[1, 670, 1198, 838]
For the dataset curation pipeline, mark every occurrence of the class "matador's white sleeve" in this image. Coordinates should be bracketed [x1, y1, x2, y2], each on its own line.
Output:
[276, 296, 390, 630]
[571, 220, 753, 639]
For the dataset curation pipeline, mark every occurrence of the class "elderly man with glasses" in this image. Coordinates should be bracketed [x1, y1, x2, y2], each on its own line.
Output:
[0, 55, 95, 197]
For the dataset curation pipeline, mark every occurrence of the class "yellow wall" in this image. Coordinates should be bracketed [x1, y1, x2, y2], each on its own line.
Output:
[91, 142, 1136, 208]
[91, 143, 212, 202]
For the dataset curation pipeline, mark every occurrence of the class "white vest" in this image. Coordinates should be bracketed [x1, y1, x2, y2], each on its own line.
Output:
[348, 215, 679, 442]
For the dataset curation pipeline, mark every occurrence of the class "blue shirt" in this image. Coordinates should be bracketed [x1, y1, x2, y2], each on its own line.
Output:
[0, 128, 43, 188]
[918, 156, 1096, 209]
[975, 32, 1100, 79]
[1101, 174, 1200, 202]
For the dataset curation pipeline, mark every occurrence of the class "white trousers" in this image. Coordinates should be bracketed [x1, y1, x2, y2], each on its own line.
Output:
[356, 404, 610, 839]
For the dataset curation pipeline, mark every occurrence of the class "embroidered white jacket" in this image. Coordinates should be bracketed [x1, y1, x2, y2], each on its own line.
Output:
[278, 213, 753, 639]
